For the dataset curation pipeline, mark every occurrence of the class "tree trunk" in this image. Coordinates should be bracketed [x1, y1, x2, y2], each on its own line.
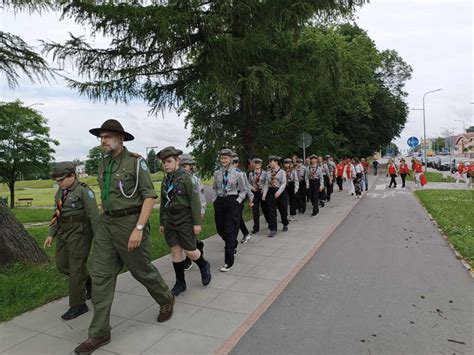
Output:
[0, 203, 49, 266]
[9, 182, 15, 209]
[240, 88, 257, 162]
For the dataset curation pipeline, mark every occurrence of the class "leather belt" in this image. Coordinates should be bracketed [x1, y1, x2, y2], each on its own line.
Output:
[104, 206, 142, 218]
[59, 215, 87, 223]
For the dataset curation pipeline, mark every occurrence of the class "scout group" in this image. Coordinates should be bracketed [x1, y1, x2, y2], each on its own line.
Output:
[45, 119, 370, 354]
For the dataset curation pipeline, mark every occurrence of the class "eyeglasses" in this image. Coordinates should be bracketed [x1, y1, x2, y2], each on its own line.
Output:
[97, 134, 118, 142]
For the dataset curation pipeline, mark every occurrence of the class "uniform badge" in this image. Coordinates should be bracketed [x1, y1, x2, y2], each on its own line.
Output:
[140, 160, 148, 171]
[88, 190, 95, 199]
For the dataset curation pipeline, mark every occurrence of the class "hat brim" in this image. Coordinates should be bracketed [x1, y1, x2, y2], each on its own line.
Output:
[89, 128, 134, 141]
[158, 150, 183, 160]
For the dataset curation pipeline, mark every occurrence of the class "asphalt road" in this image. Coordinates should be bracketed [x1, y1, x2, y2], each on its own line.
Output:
[232, 175, 473, 355]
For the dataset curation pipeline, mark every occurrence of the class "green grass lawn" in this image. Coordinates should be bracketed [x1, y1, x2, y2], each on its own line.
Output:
[415, 189, 474, 267]
[0, 204, 252, 322]
[11, 208, 52, 223]
[410, 171, 455, 183]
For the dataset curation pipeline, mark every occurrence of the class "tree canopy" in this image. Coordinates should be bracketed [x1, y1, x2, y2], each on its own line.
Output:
[0, 100, 58, 208]
[42, 1, 411, 176]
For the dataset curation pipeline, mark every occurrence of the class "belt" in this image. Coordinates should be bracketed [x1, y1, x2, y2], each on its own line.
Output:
[59, 215, 87, 223]
[104, 206, 142, 218]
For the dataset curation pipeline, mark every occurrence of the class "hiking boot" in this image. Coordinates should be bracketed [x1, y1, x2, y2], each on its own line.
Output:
[183, 257, 193, 271]
[171, 281, 187, 296]
[282, 225, 288, 232]
[200, 261, 212, 286]
[74, 334, 111, 354]
[85, 276, 92, 300]
[241, 234, 251, 244]
[268, 230, 277, 238]
[61, 304, 89, 320]
[157, 296, 175, 323]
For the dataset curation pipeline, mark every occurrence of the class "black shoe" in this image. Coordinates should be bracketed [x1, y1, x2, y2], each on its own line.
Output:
[268, 231, 277, 238]
[200, 261, 212, 286]
[85, 276, 92, 300]
[234, 248, 238, 255]
[250, 229, 259, 234]
[282, 226, 288, 232]
[320, 201, 325, 208]
[171, 280, 187, 296]
[183, 257, 193, 271]
[61, 304, 89, 320]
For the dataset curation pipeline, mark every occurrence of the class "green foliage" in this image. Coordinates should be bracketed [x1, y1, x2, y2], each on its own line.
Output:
[0, 100, 59, 208]
[85, 145, 102, 176]
[466, 126, 474, 133]
[416, 189, 474, 266]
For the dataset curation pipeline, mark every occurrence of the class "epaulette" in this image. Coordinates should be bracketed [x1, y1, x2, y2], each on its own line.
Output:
[129, 152, 143, 159]
[78, 181, 91, 190]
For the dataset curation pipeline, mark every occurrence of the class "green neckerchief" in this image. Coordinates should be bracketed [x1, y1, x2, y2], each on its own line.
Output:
[102, 159, 114, 211]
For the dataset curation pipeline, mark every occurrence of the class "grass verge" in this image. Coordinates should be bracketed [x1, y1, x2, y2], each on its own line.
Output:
[415, 189, 474, 268]
[410, 171, 455, 183]
[0, 204, 252, 322]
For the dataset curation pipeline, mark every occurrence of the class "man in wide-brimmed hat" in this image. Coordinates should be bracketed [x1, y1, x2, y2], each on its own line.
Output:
[75, 119, 174, 355]
[44, 162, 99, 322]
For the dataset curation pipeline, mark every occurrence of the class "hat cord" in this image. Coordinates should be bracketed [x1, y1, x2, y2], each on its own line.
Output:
[119, 158, 140, 198]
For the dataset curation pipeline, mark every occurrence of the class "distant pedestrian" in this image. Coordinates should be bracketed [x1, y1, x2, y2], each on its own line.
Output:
[361, 158, 369, 191]
[353, 158, 364, 198]
[343, 158, 356, 196]
[413, 158, 424, 188]
[372, 159, 379, 175]
[336, 159, 344, 191]
[399, 158, 410, 188]
[387, 158, 398, 188]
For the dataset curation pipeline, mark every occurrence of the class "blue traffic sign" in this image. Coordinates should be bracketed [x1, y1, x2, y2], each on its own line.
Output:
[407, 136, 419, 148]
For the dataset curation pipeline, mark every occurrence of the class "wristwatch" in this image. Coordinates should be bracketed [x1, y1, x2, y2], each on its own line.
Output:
[135, 224, 145, 231]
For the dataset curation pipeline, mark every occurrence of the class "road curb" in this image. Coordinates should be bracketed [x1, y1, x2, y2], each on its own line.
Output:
[215, 189, 367, 355]
[412, 190, 473, 278]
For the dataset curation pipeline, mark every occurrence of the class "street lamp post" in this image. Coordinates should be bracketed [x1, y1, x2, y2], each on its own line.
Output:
[421, 88, 443, 165]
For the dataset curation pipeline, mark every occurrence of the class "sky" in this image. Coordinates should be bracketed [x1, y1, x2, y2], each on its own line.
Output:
[1, 0, 472, 161]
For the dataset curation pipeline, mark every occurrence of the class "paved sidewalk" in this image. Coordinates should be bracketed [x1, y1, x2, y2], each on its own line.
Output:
[1, 184, 367, 354]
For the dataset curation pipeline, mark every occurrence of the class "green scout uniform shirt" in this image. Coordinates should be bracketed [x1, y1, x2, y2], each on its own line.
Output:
[48, 179, 99, 237]
[97, 147, 157, 212]
[160, 168, 201, 227]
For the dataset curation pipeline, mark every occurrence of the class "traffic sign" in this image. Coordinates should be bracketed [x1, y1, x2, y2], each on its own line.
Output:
[407, 136, 419, 148]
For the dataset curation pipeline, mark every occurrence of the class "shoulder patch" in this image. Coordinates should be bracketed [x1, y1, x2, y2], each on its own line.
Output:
[87, 190, 95, 199]
[140, 160, 148, 171]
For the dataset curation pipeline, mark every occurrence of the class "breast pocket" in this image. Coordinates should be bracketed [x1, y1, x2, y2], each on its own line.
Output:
[116, 171, 136, 195]
[67, 196, 83, 210]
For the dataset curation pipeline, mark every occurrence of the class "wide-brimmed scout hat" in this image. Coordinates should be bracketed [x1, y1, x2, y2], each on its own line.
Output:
[52, 162, 76, 180]
[253, 158, 263, 163]
[219, 148, 233, 157]
[233, 157, 240, 163]
[283, 158, 292, 164]
[296, 158, 303, 163]
[309, 154, 318, 160]
[157, 146, 183, 160]
[89, 119, 134, 141]
[179, 154, 196, 165]
[268, 155, 281, 162]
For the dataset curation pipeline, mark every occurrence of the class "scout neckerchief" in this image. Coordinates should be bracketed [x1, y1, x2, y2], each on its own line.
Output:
[309, 165, 318, 179]
[49, 188, 68, 226]
[222, 169, 229, 193]
[164, 173, 176, 208]
[101, 159, 114, 212]
[254, 169, 261, 187]
[271, 167, 280, 188]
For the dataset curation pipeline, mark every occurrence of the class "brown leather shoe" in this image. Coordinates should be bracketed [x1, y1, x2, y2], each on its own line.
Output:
[74, 334, 111, 354]
[157, 295, 175, 323]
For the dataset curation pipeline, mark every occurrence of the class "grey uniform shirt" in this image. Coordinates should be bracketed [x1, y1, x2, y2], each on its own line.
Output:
[249, 169, 268, 192]
[296, 166, 310, 187]
[263, 168, 287, 198]
[308, 165, 324, 181]
[320, 163, 331, 177]
[212, 166, 248, 203]
[191, 174, 207, 215]
[285, 169, 299, 193]
[238, 169, 254, 203]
